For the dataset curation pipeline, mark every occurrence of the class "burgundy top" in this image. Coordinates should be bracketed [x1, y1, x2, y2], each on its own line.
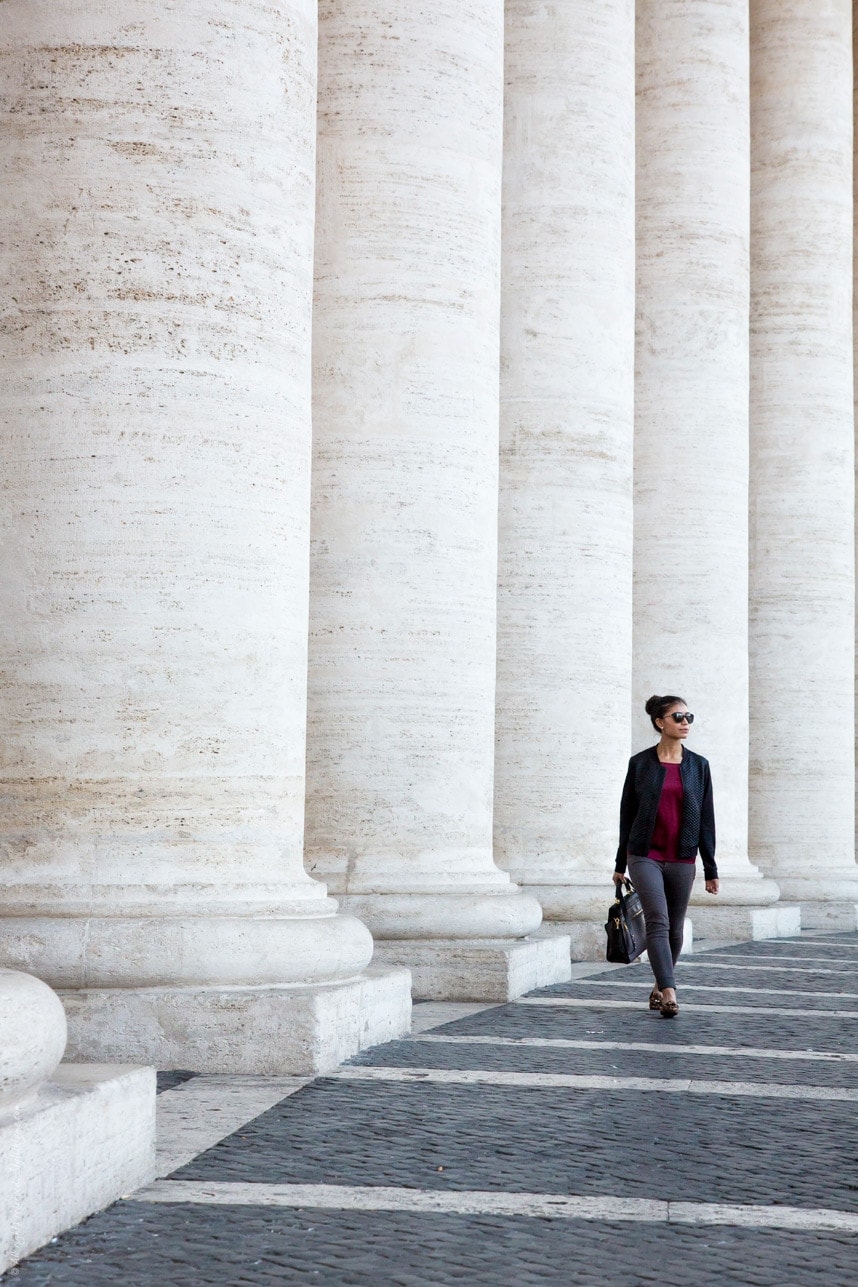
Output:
[647, 762, 693, 863]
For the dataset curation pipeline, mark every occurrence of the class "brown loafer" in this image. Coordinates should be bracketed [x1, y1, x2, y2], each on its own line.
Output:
[649, 988, 663, 1010]
[660, 998, 679, 1018]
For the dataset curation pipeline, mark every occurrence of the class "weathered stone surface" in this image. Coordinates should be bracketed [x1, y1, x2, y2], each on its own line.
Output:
[57, 968, 412, 1075]
[635, 0, 777, 912]
[749, 0, 858, 909]
[0, 1064, 155, 1274]
[493, 1, 634, 918]
[371, 936, 571, 1002]
[688, 904, 801, 942]
[0, 0, 408, 1064]
[0, 969, 67, 1113]
[305, 0, 541, 947]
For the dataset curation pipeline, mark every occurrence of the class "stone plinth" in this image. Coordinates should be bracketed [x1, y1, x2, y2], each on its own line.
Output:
[57, 968, 412, 1076]
[689, 904, 801, 943]
[797, 904, 858, 932]
[371, 938, 571, 1003]
[1, 1065, 155, 1274]
[0, 968, 155, 1275]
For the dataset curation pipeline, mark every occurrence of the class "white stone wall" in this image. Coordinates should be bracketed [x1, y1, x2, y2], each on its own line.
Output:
[493, 0, 635, 919]
[749, 0, 858, 902]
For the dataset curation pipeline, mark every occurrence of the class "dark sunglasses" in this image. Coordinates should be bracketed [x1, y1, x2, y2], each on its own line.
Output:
[668, 712, 694, 724]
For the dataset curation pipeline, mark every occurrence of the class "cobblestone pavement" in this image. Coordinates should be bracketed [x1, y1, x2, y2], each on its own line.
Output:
[6, 931, 858, 1285]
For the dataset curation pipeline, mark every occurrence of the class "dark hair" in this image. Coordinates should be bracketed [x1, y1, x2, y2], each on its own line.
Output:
[645, 694, 685, 730]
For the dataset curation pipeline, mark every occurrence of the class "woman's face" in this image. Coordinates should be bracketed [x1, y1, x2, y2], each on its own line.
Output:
[657, 701, 691, 743]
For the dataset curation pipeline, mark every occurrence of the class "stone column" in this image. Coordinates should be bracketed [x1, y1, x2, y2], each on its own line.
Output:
[307, 1, 568, 999]
[635, 0, 783, 940]
[493, 0, 635, 958]
[0, 1, 411, 1069]
[750, 0, 858, 926]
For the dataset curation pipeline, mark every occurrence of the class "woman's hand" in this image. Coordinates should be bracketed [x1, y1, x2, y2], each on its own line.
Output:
[612, 871, 625, 886]
[705, 879, 719, 895]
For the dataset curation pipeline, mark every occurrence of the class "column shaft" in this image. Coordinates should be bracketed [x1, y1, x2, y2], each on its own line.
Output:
[494, 0, 635, 927]
[307, 0, 554, 994]
[0, 1, 409, 1068]
[635, 0, 778, 918]
[750, 0, 858, 918]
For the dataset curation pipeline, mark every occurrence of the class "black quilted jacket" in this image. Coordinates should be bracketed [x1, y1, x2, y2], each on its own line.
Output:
[614, 745, 717, 880]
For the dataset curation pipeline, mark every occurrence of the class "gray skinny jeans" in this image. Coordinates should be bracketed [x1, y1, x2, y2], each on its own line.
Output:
[627, 856, 695, 991]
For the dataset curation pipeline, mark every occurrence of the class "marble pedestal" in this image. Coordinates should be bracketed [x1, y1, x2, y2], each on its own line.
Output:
[1, 1064, 154, 1274]
[797, 904, 858, 932]
[57, 968, 412, 1076]
[688, 904, 801, 943]
[371, 937, 571, 1003]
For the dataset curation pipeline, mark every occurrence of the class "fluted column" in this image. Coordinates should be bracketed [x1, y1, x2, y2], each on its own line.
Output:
[0, 1, 410, 1069]
[493, 0, 634, 933]
[307, 1, 553, 995]
[750, 0, 858, 920]
[635, 0, 779, 917]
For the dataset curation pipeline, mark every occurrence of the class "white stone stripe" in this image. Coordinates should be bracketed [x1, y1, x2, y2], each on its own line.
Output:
[155, 1075, 309, 1179]
[578, 979, 858, 999]
[329, 1064, 856, 1101]
[768, 939, 858, 949]
[679, 960, 852, 975]
[700, 953, 858, 967]
[412, 1034, 858, 1062]
[518, 996, 858, 1018]
[133, 1181, 858, 1233]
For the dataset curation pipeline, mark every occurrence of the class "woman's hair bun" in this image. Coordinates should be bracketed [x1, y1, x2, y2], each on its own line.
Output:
[645, 692, 686, 729]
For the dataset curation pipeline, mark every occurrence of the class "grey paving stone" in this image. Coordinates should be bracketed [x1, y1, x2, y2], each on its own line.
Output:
[352, 1037, 858, 1087]
[7, 1205, 857, 1287]
[156, 1070, 200, 1094]
[8, 931, 858, 1285]
[551, 982, 848, 1010]
[432, 998, 858, 1052]
[171, 1077, 858, 1211]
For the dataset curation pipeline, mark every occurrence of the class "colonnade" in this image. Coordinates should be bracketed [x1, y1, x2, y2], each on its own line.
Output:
[0, 0, 855, 1072]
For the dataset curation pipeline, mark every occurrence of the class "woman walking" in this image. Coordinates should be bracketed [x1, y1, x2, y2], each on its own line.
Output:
[614, 695, 719, 1017]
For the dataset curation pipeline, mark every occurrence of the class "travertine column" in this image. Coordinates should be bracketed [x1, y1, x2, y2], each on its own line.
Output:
[493, 0, 635, 943]
[750, 0, 858, 923]
[307, 1, 560, 999]
[635, 0, 780, 929]
[0, 1, 410, 1069]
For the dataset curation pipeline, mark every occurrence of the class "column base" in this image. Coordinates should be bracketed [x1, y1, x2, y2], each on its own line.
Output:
[1, 1064, 154, 1274]
[370, 936, 571, 1001]
[797, 902, 858, 932]
[689, 904, 802, 942]
[56, 968, 412, 1075]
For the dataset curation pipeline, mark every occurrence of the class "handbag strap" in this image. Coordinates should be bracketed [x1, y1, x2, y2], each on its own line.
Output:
[615, 877, 636, 909]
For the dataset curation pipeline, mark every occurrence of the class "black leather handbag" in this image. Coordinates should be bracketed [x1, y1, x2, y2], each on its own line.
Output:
[605, 878, 647, 964]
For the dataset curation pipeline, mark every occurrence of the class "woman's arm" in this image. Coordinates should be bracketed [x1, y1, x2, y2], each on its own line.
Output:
[699, 762, 717, 881]
[615, 759, 636, 874]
